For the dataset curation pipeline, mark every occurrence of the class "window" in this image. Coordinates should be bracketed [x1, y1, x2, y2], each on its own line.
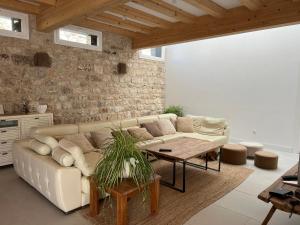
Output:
[139, 47, 165, 61]
[54, 25, 102, 51]
[0, 8, 29, 39]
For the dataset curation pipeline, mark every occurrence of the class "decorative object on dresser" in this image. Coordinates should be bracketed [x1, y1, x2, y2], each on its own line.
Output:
[36, 104, 47, 114]
[0, 113, 53, 166]
[0, 104, 4, 115]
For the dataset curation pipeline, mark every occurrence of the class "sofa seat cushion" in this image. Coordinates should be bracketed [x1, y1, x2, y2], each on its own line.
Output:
[135, 138, 163, 149]
[198, 127, 224, 136]
[157, 133, 187, 143]
[180, 133, 227, 146]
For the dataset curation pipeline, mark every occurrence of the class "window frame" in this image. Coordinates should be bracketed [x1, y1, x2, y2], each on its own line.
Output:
[0, 8, 29, 40]
[54, 25, 102, 51]
[139, 47, 165, 61]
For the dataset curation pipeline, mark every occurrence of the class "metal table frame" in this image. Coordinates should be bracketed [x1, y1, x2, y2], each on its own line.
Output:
[148, 149, 222, 193]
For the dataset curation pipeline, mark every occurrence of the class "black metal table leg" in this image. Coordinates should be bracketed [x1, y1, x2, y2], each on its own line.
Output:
[182, 161, 186, 193]
[205, 153, 208, 170]
[172, 161, 176, 186]
[218, 148, 222, 172]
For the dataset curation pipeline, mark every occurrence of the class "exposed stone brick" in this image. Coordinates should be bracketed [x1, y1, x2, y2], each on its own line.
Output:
[0, 15, 165, 124]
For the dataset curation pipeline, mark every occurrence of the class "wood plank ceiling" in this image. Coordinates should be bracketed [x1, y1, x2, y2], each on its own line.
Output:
[0, 0, 300, 49]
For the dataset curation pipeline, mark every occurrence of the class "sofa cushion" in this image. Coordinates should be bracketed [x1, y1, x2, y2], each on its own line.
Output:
[64, 134, 95, 153]
[81, 176, 90, 194]
[203, 117, 226, 129]
[120, 119, 138, 128]
[135, 138, 164, 149]
[51, 146, 74, 167]
[141, 121, 163, 137]
[127, 127, 154, 141]
[59, 139, 92, 176]
[157, 119, 176, 135]
[157, 133, 187, 143]
[25, 139, 51, 155]
[187, 115, 205, 133]
[91, 129, 113, 149]
[176, 117, 194, 133]
[85, 151, 104, 172]
[181, 133, 227, 146]
[33, 134, 59, 150]
[137, 116, 158, 124]
[198, 127, 224, 136]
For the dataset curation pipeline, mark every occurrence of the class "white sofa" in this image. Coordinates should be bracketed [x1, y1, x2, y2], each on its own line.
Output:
[12, 113, 229, 213]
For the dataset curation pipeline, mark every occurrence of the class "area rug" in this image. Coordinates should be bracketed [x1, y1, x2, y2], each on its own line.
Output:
[81, 160, 253, 225]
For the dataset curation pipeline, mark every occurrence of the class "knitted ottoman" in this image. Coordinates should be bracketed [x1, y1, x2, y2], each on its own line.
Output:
[221, 144, 247, 165]
[254, 151, 278, 170]
[240, 142, 264, 158]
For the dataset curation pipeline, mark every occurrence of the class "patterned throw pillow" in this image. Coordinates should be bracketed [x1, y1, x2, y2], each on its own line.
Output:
[157, 119, 176, 135]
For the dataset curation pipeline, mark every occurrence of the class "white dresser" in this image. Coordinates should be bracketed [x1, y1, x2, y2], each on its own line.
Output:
[0, 113, 53, 166]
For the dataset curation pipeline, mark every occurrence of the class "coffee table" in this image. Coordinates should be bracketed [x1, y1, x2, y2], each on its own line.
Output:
[145, 137, 223, 193]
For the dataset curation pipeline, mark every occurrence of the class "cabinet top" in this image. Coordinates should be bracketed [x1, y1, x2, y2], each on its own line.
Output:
[0, 113, 53, 120]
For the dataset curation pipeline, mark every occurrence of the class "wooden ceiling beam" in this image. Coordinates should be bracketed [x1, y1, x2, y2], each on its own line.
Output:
[109, 5, 173, 28]
[0, 0, 41, 14]
[132, 0, 300, 49]
[92, 13, 152, 34]
[131, 0, 196, 23]
[183, 0, 226, 18]
[36, 0, 130, 32]
[74, 17, 137, 38]
[240, 0, 264, 10]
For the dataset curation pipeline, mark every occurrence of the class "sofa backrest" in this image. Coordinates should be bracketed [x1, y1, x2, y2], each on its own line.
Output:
[30, 114, 177, 137]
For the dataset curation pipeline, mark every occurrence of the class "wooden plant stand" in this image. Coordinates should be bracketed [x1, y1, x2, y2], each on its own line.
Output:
[89, 175, 161, 225]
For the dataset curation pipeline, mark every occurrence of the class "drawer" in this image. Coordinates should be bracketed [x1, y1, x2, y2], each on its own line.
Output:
[0, 150, 13, 166]
[21, 116, 51, 138]
[0, 128, 20, 141]
[0, 140, 14, 151]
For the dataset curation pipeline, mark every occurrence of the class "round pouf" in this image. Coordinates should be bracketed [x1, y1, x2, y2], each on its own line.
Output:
[221, 144, 247, 165]
[240, 142, 264, 158]
[254, 151, 278, 170]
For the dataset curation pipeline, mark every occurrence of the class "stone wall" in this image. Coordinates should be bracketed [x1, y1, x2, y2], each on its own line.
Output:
[0, 16, 165, 124]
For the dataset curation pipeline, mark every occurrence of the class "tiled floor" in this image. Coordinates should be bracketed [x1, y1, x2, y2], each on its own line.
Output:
[185, 150, 300, 225]
[0, 150, 299, 225]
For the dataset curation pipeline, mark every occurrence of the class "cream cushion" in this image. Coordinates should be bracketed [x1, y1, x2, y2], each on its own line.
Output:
[81, 176, 90, 194]
[157, 119, 176, 135]
[52, 146, 74, 167]
[198, 127, 224, 136]
[59, 139, 92, 176]
[25, 139, 51, 155]
[64, 134, 95, 153]
[33, 134, 59, 150]
[181, 132, 227, 146]
[176, 117, 194, 133]
[187, 115, 205, 133]
[203, 117, 226, 129]
[135, 139, 163, 149]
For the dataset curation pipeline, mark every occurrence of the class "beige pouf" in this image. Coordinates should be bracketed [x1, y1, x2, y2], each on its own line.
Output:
[221, 144, 247, 165]
[254, 151, 278, 170]
[240, 142, 264, 158]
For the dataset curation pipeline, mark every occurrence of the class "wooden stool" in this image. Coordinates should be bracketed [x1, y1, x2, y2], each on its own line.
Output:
[221, 144, 247, 165]
[254, 151, 278, 170]
[240, 142, 264, 158]
[89, 175, 161, 225]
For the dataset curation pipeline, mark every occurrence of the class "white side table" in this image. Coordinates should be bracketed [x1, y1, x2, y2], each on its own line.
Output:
[239, 142, 264, 158]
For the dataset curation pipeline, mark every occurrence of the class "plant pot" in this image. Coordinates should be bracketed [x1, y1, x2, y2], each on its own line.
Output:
[121, 161, 131, 178]
[37, 105, 47, 114]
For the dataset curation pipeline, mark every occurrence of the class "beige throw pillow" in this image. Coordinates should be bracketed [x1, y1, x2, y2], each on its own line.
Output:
[176, 117, 194, 133]
[64, 134, 94, 153]
[127, 128, 154, 141]
[157, 119, 176, 135]
[141, 122, 163, 137]
[91, 129, 113, 149]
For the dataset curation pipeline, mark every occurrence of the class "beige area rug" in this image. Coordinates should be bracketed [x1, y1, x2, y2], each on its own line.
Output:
[82, 160, 253, 225]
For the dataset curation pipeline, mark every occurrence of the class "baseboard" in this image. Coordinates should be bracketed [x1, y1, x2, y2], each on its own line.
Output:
[230, 137, 294, 153]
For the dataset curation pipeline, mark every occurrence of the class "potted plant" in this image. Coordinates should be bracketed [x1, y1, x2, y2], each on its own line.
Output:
[164, 105, 184, 117]
[94, 129, 154, 200]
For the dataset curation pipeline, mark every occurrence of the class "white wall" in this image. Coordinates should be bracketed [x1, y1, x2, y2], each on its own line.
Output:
[165, 25, 300, 153]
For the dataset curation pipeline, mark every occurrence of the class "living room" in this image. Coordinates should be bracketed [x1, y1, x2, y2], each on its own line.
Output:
[0, 1, 300, 225]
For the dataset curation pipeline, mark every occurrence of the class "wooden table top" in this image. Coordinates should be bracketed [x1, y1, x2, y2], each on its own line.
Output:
[258, 164, 300, 214]
[145, 137, 223, 161]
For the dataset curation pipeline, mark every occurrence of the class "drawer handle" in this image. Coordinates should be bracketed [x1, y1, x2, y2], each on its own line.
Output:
[1, 152, 8, 156]
[1, 130, 7, 133]
[1, 142, 7, 144]
[34, 117, 39, 120]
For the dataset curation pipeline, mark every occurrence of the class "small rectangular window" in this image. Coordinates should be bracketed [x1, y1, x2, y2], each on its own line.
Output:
[0, 8, 29, 39]
[139, 47, 165, 61]
[54, 25, 102, 51]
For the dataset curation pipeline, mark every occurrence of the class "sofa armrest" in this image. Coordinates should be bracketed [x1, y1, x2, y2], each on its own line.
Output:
[12, 141, 82, 213]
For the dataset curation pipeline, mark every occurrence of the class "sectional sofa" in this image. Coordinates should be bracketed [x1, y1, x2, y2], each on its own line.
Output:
[12, 113, 229, 213]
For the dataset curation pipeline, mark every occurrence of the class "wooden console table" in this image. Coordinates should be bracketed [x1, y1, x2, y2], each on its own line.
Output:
[89, 175, 161, 225]
[258, 164, 300, 225]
